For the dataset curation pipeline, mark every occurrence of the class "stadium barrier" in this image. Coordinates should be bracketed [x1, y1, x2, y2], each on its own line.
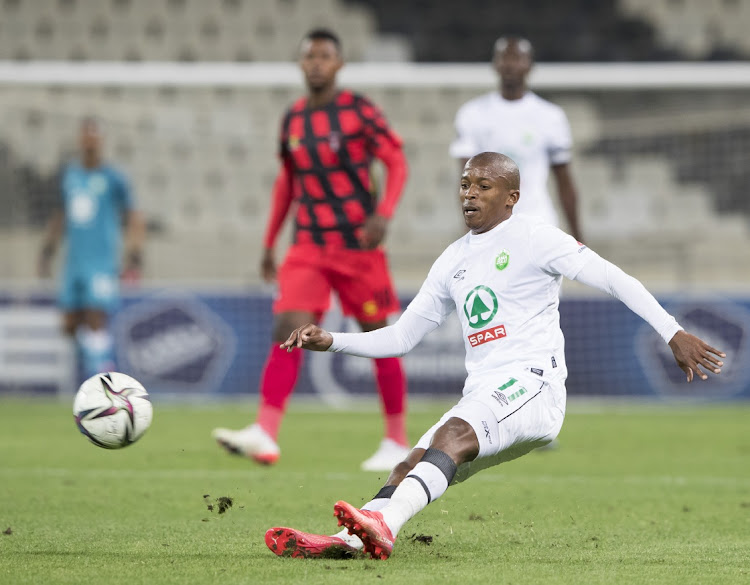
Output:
[1, 289, 747, 401]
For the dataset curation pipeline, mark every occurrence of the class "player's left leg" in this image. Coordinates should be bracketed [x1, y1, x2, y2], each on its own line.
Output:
[76, 271, 119, 378]
[333, 248, 409, 471]
[77, 309, 115, 378]
[356, 317, 410, 471]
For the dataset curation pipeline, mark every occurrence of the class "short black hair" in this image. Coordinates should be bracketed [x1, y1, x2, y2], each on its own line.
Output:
[303, 28, 342, 53]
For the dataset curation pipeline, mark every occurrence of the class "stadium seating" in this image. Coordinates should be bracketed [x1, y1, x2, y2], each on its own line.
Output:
[1, 80, 749, 291]
[1, 0, 748, 63]
[0, 0, 376, 62]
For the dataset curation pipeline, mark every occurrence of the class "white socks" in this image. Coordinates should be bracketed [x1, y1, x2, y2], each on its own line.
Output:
[334, 449, 459, 544]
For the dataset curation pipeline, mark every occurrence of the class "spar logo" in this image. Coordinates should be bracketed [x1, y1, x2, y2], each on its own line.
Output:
[463, 285, 498, 329]
[468, 324, 507, 347]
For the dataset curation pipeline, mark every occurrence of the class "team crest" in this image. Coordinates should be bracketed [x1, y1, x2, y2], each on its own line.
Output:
[495, 250, 510, 271]
[463, 285, 498, 329]
[288, 135, 300, 151]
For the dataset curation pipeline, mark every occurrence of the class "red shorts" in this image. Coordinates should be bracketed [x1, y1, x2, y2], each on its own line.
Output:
[274, 244, 400, 323]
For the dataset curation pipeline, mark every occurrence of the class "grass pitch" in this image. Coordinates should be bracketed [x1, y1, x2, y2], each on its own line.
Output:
[1, 398, 749, 585]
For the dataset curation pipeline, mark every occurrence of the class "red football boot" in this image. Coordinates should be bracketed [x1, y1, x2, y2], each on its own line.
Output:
[264, 527, 360, 559]
[333, 500, 395, 560]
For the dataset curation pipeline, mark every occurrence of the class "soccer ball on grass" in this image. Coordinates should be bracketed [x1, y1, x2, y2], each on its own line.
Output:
[73, 372, 153, 449]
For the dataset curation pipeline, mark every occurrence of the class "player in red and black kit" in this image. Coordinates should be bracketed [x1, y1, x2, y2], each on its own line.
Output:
[213, 29, 410, 471]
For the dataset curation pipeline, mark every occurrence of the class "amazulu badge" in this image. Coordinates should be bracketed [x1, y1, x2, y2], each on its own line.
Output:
[495, 250, 510, 271]
[463, 285, 499, 329]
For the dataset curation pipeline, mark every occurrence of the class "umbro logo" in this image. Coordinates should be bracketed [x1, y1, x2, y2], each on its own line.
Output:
[454, 270, 466, 280]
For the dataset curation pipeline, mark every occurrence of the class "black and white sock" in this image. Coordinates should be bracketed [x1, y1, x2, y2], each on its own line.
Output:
[381, 449, 457, 537]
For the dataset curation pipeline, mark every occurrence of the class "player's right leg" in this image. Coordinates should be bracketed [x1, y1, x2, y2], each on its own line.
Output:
[334, 372, 565, 559]
[334, 248, 409, 471]
[266, 482, 411, 559]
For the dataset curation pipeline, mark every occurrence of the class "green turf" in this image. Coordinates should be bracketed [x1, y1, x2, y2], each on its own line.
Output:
[1, 398, 749, 585]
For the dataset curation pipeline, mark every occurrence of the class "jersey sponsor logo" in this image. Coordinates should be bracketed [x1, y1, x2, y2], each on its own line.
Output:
[467, 324, 506, 347]
[495, 250, 510, 271]
[482, 420, 492, 443]
[463, 285, 498, 329]
[69, 191, 97, 225]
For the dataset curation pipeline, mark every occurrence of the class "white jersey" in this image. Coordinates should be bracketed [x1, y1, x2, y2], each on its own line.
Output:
[407, 214, 591, 391]
[449, 92, 572, 227]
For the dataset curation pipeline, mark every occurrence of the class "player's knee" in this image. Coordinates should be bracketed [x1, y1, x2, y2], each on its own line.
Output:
[84, 310, 108, 330]
[385, 448, 423, 485]
[430, 417, 480, 466]
[62, 313, 79, 336]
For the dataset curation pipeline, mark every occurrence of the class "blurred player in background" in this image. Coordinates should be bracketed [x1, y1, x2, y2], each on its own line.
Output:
[213, 28, 410, 471]
[38, 117, 145, 381]
[264, 152, 724, 560]
[450, 36, 583, 242]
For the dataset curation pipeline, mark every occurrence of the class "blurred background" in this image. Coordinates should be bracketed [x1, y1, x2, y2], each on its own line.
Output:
[0, 0, 748, 402]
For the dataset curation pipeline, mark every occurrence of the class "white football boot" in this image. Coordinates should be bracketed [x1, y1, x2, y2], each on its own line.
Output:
[212, 423, 280, 465]
[360, 438, 411, 472]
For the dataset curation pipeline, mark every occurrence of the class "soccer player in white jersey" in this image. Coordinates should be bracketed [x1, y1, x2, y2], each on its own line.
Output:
[450, 37, 583, 242]
[264, 152, 724, 561]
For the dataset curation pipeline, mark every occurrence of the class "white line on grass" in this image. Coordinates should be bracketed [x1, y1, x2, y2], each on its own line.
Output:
[2, 467, 749, 488]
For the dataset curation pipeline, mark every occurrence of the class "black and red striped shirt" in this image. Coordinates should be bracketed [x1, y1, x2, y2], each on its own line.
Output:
[264, 89, 407, 250]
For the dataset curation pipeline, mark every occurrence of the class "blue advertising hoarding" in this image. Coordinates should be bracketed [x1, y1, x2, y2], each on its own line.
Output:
[2, 290, 748, 400]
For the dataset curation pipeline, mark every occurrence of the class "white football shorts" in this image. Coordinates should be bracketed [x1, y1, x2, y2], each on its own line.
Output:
[414, 368, 566, 484]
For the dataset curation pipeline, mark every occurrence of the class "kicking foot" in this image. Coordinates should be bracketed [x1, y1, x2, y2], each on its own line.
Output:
[333, 500, 395, 560]
[265, 527, 360, 559]
[212, 424, 280, 465]
[360, 438, 411, 472]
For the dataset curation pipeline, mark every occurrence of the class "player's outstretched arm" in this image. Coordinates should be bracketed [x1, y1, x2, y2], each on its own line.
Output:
[281, 324, 333, 352]
[667, 330, 726, 383]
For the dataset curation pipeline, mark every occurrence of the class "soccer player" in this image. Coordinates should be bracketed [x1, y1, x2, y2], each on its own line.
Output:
[38, 117, 145, 380]
[212, 28, 410, 471]
[264, 152, 724, 560]
[450, 36, 583, 242]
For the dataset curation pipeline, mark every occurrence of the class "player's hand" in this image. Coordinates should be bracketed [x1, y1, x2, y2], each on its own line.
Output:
[121, 267, 141, 286]
[121, 250, 142, 286]
[281, 323, 333, 352]
[358, 214, 388, 249]
[261, 248, 277, 283]
[668, 330, 726, 382]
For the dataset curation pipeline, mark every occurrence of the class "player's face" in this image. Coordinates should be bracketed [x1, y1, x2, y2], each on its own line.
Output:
[299, 39, 342, 92]
[494, 42, 532, 87]
[460, 163, 519, 234]
[79, 123, 102, 158]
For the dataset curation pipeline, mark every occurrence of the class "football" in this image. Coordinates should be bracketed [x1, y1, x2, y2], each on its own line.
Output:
[73, 372, 153, 449]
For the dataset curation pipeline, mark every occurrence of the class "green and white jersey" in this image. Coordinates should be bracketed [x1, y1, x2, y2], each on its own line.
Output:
[407, 214, 591, 389]
[450, 92, 572, 228]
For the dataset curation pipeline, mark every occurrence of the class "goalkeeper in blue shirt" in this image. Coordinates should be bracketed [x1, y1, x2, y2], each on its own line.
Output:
[39, 118, 145, 380]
